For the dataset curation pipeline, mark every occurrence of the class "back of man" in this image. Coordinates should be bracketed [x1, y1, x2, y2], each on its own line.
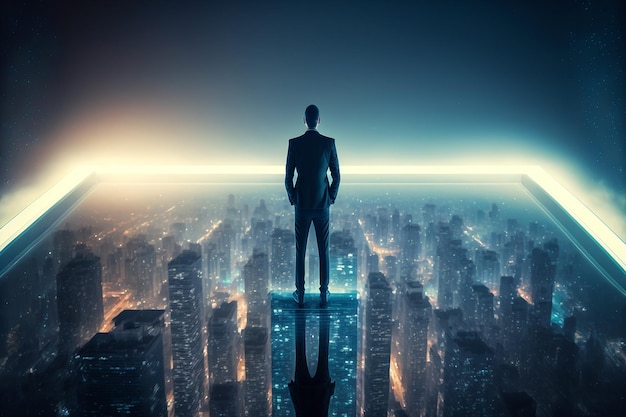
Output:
[286, 130, 339, 210]
[285, 104, 340, 306]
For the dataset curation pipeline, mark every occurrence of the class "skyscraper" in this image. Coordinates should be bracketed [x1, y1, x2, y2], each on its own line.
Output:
[74, 310, 167, 417]
[397, 280, 431, 417]
[530, 247, 556, 328]
[442, 331, 496, 417]
[243, 326, 270, 417]
[330, 230, 358, 292]
[243, 249, 269, 326]
[361, 272, 392, 417]
[271, 228, 294, 292]
[56, 247, 104, 356]
[475, 249, 500, 291]
[125, 235, 157, 305]
[168, 250, 204, 417]
[401, 223, 421, 276]
[208, 301, 240, 386]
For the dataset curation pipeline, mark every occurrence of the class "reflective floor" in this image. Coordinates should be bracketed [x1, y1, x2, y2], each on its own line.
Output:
[0, 180, 625, 416]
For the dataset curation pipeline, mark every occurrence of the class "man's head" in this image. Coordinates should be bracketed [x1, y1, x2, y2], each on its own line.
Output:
[304, 104, 320, 129]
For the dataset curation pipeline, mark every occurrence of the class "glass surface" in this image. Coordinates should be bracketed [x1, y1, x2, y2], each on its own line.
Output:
[1, 181, 624, 416]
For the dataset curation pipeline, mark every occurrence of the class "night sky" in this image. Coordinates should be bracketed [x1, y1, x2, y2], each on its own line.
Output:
[1, 1, 624, 236]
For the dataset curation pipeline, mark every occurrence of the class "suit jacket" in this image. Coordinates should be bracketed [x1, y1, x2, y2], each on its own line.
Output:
[285, 130, 340, 210]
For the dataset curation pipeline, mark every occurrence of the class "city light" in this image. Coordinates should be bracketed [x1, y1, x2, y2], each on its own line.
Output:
[2, 164, 624, 279]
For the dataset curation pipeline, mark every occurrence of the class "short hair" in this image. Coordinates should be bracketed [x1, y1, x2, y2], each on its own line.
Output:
[305, 104, 319, 128]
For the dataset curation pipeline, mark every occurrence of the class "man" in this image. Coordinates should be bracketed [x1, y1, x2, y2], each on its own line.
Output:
[285, 104, 340, 306]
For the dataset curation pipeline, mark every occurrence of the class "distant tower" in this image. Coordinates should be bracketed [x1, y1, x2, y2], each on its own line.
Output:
[421, 204, 437, 259]
[475, 250, 500, 291]
[251, 199, 272, 253]
[361, 272, 392, 417]
[75, 310, 167, 417]
[125, 235, 157, 305]
[168, 250, 204, 417]
[56, 246, 103, 356]
[271, 228, 294, 292]
[366, 249, 379, 275]
[470, 284, 495, 330]
[383, 255, 398, 284]
[53, 228, 76, 274]
[330, 230, 358, 292]
[437, 223, 469, 310]
[401, 223, 421, 276]
[244, 249, 269, 326]
[376, 208, 390, 245]
[243, 326, 270, 417]
[499, 275, 516, 318]
[443, 331, 496, 417]
[530, 247, 556, 327]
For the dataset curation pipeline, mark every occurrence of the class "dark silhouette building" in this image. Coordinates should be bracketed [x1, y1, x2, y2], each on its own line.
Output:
[57, 246, 104, 356]
[74, 310, 167, 416]
[442, 331, 496, 417]
[243, 326, 270, 417]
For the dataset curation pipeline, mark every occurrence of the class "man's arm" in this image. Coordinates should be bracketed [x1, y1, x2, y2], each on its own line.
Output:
[328, 139, 340, 204]
[285, 140, 296, 205]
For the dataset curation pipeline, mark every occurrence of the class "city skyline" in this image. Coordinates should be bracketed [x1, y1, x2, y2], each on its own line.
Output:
[1, 179, 625, 415]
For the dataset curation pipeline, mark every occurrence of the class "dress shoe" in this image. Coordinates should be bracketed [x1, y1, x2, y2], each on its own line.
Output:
[292, 290, 304, 306]
[320, 289, 330, 307]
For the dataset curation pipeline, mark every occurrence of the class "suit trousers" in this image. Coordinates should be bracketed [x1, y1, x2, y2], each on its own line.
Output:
[294, 208, 330, 293]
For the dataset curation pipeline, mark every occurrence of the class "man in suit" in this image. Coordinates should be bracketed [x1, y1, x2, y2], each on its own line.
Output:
[285, 104, 340, 306]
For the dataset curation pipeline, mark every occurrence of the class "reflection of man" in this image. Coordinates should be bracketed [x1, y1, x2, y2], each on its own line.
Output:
[285, 105, 340, 306]
[289, 309, 335, 416]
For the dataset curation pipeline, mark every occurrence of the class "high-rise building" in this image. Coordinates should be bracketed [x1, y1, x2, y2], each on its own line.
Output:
[397, 280, 431, 417]
[209, 382, 242, 417]
[442, 331, 496, 417]
[271, 228, 294, 292]
[361, 272, 392, 417]
[208, 301, 240, 386]
[251, 199, 272, 254]
[243, 326, 270, 417]
[56, 247, 104, 356]
[330, 230, 358, 292]
[52, 229, 75, 271]
[125, 235, 157, 305]
[421, 204, 437, 259]
[384, 255, 398, 284]
[401, 223, 421, 276]
[168, 250, 204, 417]
[475, 249, 500, 291]
[75, 310, 167, 417]
[366, 250, 379, 275]
[436, 223, 470, 310]
[530, 247, 556, 327]
[499, 275, 517, 318]
[244, 249, 270, 326]
[470, 284, 494, 330]
[376, 208, 390, 245]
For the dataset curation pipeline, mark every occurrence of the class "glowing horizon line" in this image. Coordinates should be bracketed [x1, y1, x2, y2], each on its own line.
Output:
[0, 164, 624, 281]
[90, 163, 542, 177]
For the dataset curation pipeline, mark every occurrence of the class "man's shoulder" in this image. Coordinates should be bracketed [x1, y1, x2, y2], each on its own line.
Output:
[290, 131, 335, 142]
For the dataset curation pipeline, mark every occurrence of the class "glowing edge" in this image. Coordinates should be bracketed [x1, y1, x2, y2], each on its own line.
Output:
[1, 164, 624, 277]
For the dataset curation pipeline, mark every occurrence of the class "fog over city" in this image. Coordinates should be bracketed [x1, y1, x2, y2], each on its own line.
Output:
[1, 182, 624, 416]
